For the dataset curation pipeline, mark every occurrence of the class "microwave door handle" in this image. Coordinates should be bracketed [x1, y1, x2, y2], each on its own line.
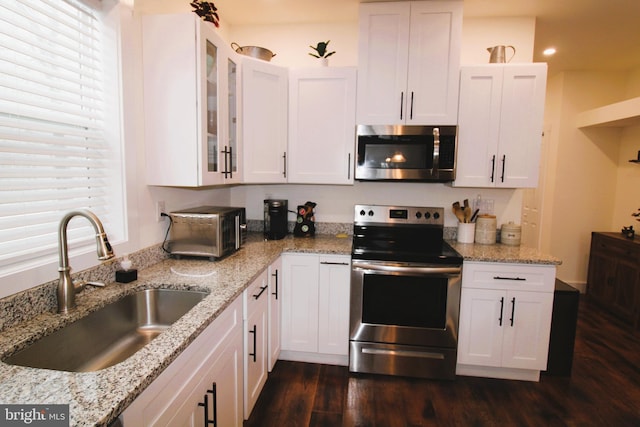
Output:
[431, 127, 440, 178]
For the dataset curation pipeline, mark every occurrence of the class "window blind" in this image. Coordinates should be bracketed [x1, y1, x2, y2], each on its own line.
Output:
[0, 0, 112, 270]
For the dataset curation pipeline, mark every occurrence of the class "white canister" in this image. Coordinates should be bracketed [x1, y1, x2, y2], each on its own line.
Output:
[501, 222, 522, 246]
[457, 222, 476, 243]
[475, 215, 497, 244]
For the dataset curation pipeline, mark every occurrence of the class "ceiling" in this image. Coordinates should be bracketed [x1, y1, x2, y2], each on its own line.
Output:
[148, 0, 640, 76]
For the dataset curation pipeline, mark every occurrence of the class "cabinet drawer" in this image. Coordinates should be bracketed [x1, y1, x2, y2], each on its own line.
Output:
[244, 269, 269, 319]
[592, 235, 640, 262]
[462, 262, 555, 293]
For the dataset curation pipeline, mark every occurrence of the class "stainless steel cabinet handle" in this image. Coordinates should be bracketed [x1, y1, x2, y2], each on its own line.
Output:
[320, 261, 350, 266]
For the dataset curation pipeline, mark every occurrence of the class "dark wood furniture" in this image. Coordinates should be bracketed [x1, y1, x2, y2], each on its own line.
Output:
[587, 232, 640, 329]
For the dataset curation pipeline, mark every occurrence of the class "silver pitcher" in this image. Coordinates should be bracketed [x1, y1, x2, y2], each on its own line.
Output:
[487, 45, 516, 63]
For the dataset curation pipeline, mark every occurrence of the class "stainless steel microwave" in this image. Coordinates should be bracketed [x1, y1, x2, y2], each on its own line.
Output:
[355, 125, 457, 182]
[168, 206, 246, 260]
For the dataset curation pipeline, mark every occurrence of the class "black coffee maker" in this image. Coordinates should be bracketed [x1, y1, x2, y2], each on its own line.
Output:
[264, 199, 288, 240]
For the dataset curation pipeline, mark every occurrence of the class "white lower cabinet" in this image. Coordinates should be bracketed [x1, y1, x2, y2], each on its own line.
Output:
[456, 262, 555, 381]
[281, 253, 351, 365]
[243, 269, 269, 419]
[268, 257, 282, 372]
[120, 297, 243, 426]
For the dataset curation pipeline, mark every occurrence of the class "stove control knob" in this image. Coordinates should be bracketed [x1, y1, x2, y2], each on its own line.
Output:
[424, 212, 431, 219]
[359, 209, 366, 216]
[368, 210, 374, 217]
[433, 212, 440, 219]
[415, 212, 422, 219]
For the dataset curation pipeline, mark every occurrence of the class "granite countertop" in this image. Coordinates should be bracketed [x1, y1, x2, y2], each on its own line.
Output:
[0, 233, 558, 426]
[448, 240, 562, 265]
[0, 234, 351, 427]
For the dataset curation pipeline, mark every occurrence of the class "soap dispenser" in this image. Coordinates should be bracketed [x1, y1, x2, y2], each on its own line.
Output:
[115, 253, 138, 283]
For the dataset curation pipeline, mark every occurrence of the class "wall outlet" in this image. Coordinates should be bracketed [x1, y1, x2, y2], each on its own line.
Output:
[156, 201, 166, 222]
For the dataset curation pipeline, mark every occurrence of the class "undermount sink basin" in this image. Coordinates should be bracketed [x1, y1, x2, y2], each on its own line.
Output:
[3, 288, 207, 372]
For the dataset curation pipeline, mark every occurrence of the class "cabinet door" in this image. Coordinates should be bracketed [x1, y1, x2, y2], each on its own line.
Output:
[221, 55, 242, 184]
[406, 1, 462, 125]
[288, 68, 356, 184]
[454, 64, 547, 188]
[497, 64, 547, 188]
[318, 256, 351, 355]
[142, 14, 225, 187]
[454, 66, 503, 187]
[281, 254, 320, 353]
[121, 297, 243, 427]
[242, 58, 288, 183]
[268, 257, 282, 371]
[501, 291, 553, 370]
[243, 270, 269, 419]
[356, 1, 410, 125]
[164, 331, 243, 427]
[457, 288, 505, 367]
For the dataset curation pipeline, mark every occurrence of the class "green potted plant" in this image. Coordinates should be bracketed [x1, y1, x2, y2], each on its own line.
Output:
[309, 40, 336, 65]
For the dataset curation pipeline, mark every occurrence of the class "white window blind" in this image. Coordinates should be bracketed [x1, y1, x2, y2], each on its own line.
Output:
[0, 0, 117, 272]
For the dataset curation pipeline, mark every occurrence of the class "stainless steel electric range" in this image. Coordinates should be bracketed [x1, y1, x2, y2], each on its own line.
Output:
[349, 204, 463, 380]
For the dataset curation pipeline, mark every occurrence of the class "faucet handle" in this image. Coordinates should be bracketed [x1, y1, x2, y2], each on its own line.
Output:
[73, 280, 106, 293]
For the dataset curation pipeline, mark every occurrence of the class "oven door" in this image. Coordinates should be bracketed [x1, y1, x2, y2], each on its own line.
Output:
[349, 260, 461, 349]
[355, 125, 456, 181]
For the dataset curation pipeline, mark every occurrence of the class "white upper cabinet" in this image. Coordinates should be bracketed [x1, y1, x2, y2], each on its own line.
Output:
[241, 58, 288, 183]
[356, 1, 462, 125]
[142, 13, 236, 187]
[454, 64, 547, 188]
[288, 67, 357, 184]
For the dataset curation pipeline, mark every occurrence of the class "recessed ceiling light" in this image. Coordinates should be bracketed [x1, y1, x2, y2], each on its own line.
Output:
[543, 47, 557, 56]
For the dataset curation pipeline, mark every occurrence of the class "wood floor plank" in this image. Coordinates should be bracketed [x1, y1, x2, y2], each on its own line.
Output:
[245, 297, 640, 427]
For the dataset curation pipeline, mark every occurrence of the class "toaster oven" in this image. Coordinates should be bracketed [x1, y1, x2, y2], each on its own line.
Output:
[168, 206, 246, 260]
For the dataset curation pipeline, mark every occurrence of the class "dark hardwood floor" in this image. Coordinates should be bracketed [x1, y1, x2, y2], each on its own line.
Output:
[245, 296, 640, 427]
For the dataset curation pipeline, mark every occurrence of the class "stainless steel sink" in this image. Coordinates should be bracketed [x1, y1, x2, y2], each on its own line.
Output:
[3, 288, 207, 372]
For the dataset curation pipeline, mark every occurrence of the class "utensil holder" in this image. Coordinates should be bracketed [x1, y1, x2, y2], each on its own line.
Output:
[457, 223, 476, 243]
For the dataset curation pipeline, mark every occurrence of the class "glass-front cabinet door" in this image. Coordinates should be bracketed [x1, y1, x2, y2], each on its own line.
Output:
[222, 56, 242, 183]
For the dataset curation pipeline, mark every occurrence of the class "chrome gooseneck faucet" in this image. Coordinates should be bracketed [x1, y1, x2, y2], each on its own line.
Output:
[57, 210, 115, 313]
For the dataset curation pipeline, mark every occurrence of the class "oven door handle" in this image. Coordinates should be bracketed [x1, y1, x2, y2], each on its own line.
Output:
[352, 260, 461, 276]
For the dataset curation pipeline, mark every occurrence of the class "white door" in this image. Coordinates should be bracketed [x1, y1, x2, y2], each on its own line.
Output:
[268, 257, 282, 371]
[356, 2, 410, 125]
[454, 66, 503, 187]
[457, 288, 505, 367]
[288, 68, 357, 184]
[242, 58, 288, 183]
[281, 254, 320, 353]
[501, 291, 553, 370]
[318, 256, 351, 355]
[406, 1, 462, 125]
[497, 64, 547, 188]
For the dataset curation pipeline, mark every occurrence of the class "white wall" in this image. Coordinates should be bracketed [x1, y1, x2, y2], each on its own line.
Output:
[541, 69, 639, 288]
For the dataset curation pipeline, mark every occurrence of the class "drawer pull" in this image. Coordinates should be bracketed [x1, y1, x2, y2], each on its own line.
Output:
[253, 285, 268, 300]
[320, 261, 350, 266]
[493, 276, 526, 281]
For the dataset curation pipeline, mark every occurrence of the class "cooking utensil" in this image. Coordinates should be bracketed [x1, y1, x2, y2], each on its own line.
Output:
[463, 199, 472, 223]
[452, 201, 465, 223]
[231, 43, 276, 61]
[470, 208, 480, 223]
